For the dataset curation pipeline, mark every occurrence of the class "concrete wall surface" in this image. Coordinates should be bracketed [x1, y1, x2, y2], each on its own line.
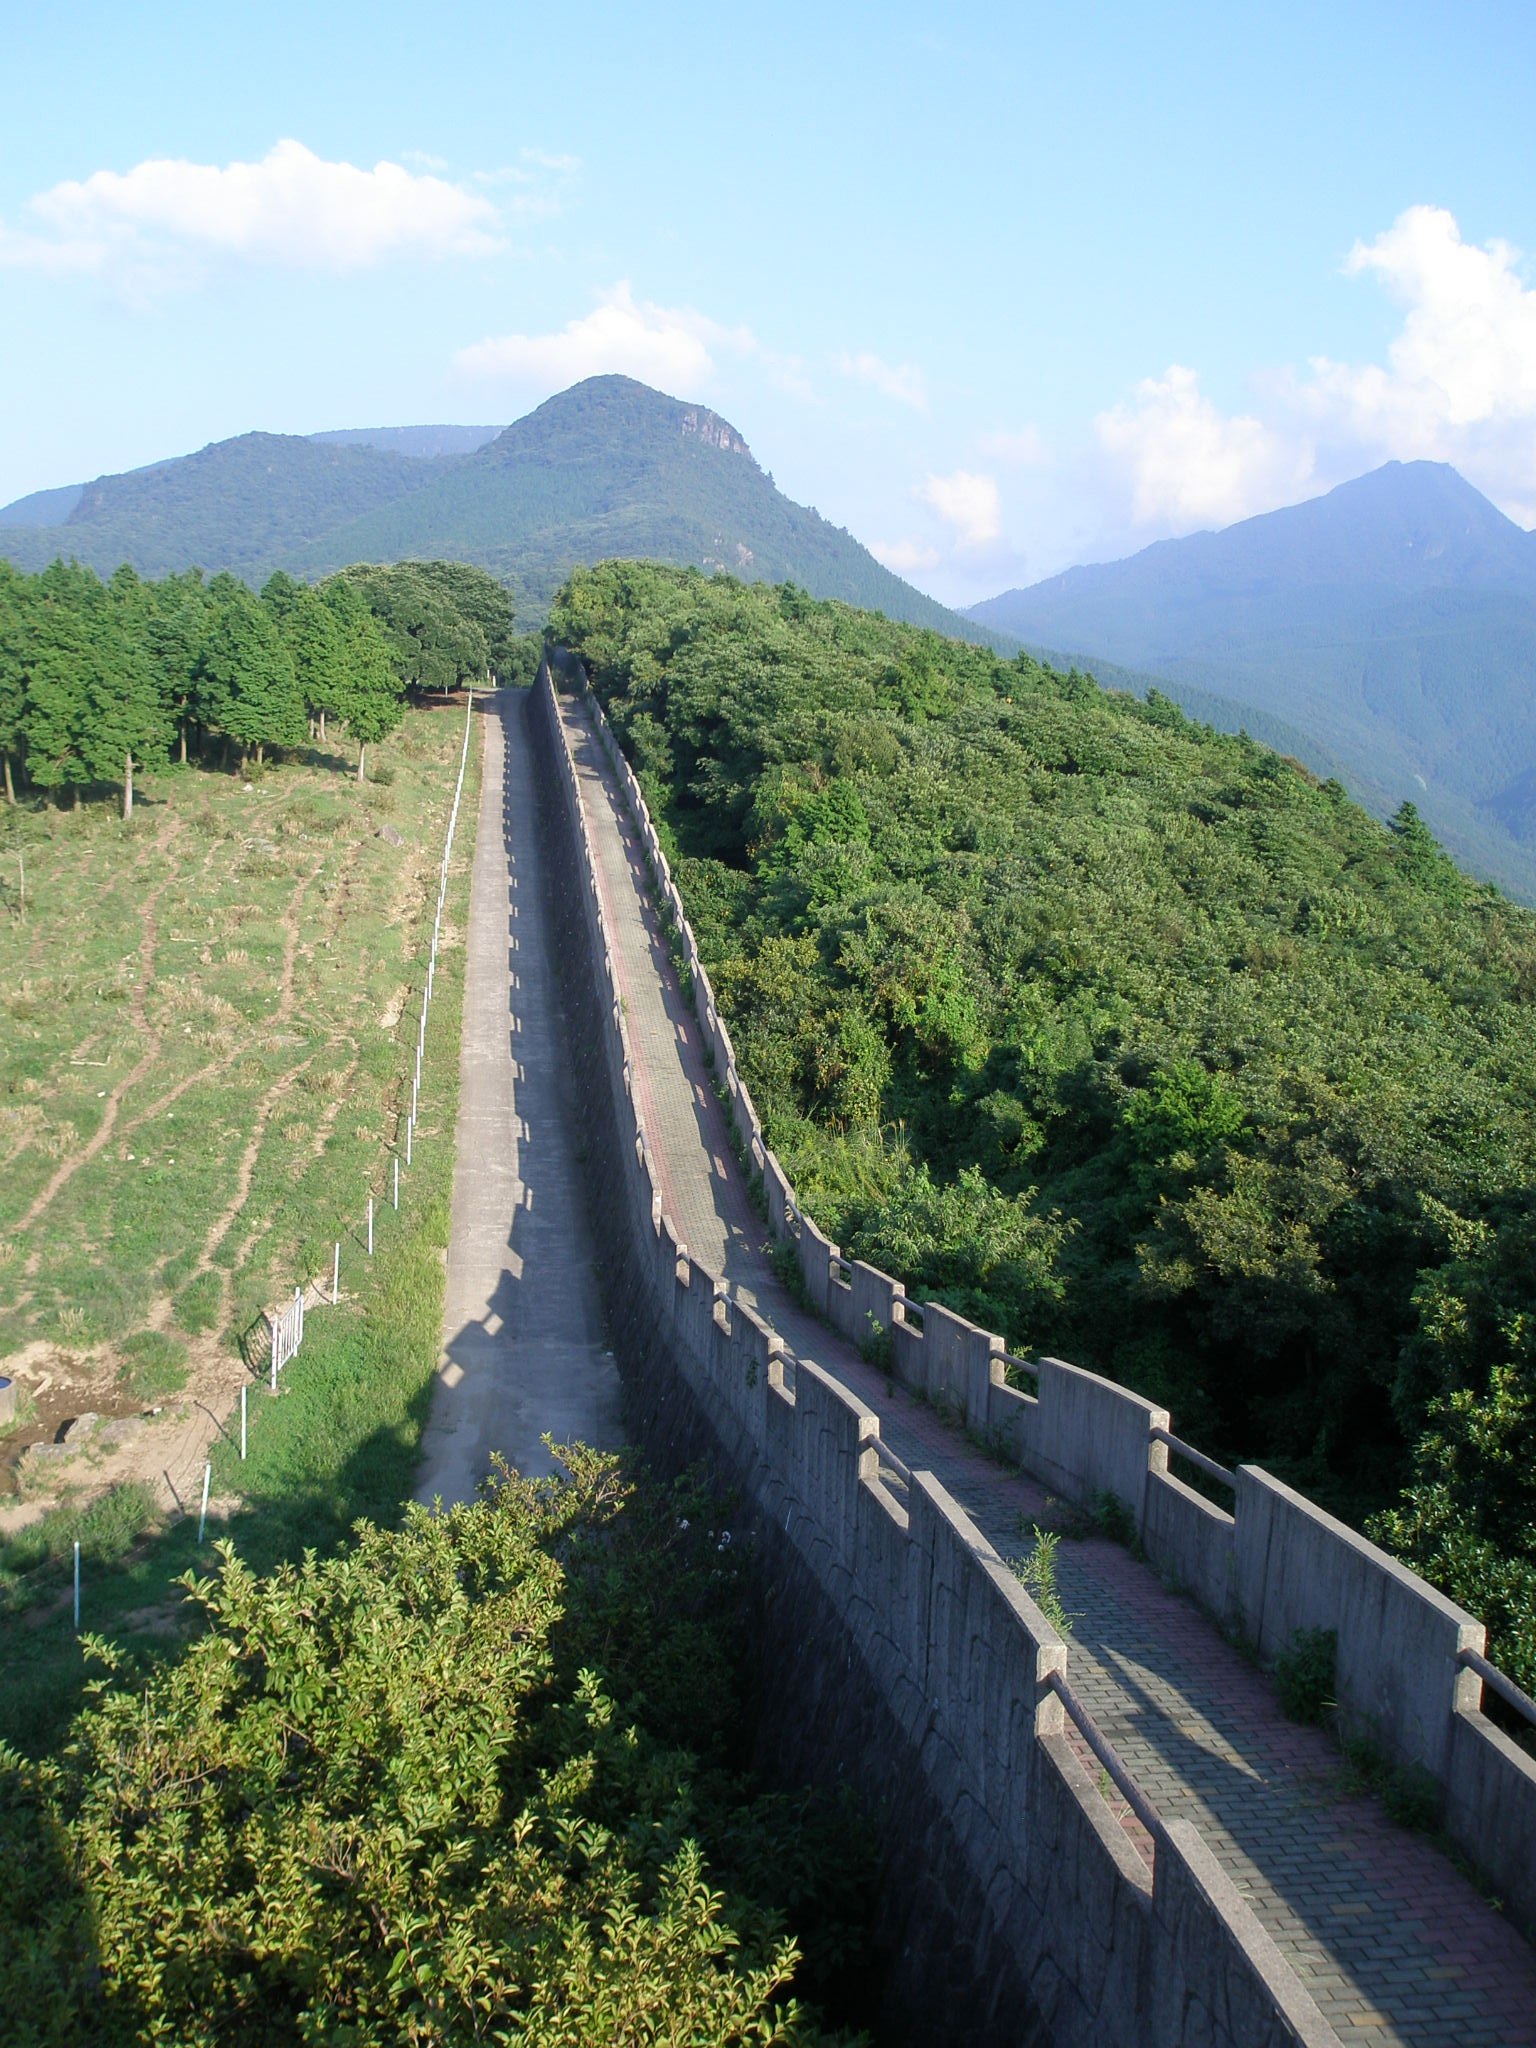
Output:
[535, 663, 1347, 2046]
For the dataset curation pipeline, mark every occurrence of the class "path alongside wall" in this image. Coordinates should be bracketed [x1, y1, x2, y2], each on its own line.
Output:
[416, 689, 621, 1503]
[545, 662, 1536, 2048]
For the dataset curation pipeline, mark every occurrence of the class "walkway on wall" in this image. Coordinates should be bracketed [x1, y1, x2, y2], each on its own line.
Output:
[552, 682, 1536, 2048]
[416, 690, 623, 1505]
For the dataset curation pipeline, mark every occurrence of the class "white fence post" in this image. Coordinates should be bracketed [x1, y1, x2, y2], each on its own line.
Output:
[332, 1241, 339, 1304]
[406, 1117, 412, 1166]
[393, 1156, 399, 1210]
[241, 1384, 247, 1460]
[198, 1462, 211, 1543]
[368, 1196, 374, 1256]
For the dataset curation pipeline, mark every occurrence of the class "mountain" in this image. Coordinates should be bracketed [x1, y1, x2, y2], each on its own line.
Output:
[0, 376, 1001, 647]
[967, 462, 1536, 897]
[307, 424, 504, 459]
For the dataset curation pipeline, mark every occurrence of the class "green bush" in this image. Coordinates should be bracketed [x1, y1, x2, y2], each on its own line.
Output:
[1274, 1625, 1337, 1725]
[1092, 1490, 1143, 1556]
[0, 1447, 869, 2046]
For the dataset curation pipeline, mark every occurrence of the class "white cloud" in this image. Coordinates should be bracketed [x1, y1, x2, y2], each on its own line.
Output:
[915, 468, 1002, 546]
[1296, 205, 1536, 519]
[520, 148, 581, 176]
[1095, 364, 1312, 528]
[977, 424, 1047, 465]
[455, 281, 813, 401]
[456, 281, 756, 393]
[869, 538, 941, 574]
[0, 139, 503, 278]
[833, 349, 928, 409]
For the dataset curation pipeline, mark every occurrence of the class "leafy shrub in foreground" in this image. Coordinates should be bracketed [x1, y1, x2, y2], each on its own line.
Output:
[0, 1446, 865, 2046]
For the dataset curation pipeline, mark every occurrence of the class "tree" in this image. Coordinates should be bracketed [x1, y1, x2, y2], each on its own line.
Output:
[0, 561, 27, 801]
[17, 562, 165, 813]
[267, 574, 346, 741]
[144, 570, 208, 764]
[323, 576, 405, 781]
[335, 561, 492, 694]
[197, 573, 305, 767]
[0, 1452, 855, 2044]
[100, 565, 169, 817]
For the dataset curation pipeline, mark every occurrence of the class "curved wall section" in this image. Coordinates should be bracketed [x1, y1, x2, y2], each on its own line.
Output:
[532, 662, 1338, 2048]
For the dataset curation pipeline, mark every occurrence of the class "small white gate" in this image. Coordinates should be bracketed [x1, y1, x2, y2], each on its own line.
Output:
[269, 1286, 304, 1389]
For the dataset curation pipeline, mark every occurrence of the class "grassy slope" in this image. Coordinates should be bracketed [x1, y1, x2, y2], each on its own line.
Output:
[0, 704, 480, 1750]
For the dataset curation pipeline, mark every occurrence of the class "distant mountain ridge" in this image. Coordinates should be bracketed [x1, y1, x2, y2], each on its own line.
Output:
[968, 462, 1536, 898]
[0, 377, 1000, 647]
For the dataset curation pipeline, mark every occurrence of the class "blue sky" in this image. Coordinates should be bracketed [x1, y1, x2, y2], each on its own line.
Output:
[3, 0, 1534, 602]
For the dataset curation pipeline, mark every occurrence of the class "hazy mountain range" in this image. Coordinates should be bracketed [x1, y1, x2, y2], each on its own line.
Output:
[0, 377, 992, 645]
[970, 462, 1536, 899]
[6, 382, 1536, 895]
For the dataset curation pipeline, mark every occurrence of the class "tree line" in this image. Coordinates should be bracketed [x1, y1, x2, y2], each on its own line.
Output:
[555, 559, 1536, 1696]
[0, 556, 519, 813]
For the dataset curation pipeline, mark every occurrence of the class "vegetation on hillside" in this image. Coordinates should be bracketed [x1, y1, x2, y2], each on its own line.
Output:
[1, 1450, 872, 2045]
[553, 561, 1536, 1690]
[0, 557, 517, 806]
[971, 461, 1536, 903]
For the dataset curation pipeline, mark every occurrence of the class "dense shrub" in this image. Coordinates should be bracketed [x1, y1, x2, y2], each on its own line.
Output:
[0, 1447, 870, 2045]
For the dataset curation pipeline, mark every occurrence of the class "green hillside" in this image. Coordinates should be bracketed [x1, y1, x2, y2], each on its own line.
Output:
[0, 377, 1003, 647]
[970, 463, 1536, 900]
[555, 560, 1536, 1690]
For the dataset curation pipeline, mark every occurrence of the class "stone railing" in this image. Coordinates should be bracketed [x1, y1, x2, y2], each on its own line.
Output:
[560, 656, 1536, 1946]
[536, 660, 1339, 2047]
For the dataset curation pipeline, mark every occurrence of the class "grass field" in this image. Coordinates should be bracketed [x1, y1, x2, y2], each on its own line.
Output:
[0, 705, 481, 1750]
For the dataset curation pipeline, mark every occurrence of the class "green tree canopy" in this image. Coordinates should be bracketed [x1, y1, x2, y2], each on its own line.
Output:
[0, 1450, 863, 2045]
[197, 572, 305, 759]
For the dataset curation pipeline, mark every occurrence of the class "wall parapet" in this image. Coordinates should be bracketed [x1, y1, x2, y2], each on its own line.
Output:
[555, 658, 1536, 1944]
[537, 661, 1349, 2046]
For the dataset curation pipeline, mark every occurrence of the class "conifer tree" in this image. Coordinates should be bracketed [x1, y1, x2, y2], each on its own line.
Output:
[323, 576, 406, 780]
[15, 560, 163, 807]
[145, 570, 209, 765]
[0, 561, 26, 802]
[98, 565, 169, 816]
[267, 575, 346, 743]
[198, 573, 305, 768]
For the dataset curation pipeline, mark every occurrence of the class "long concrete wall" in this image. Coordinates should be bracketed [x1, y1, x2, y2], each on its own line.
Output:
[533, 662, 1339, 2048]
[560, 661, 1536, 1947]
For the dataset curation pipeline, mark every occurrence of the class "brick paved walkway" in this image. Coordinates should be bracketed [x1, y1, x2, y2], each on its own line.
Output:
[557, 689, 1536, 2047]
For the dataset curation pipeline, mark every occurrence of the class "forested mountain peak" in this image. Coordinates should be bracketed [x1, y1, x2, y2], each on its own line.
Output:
[0, 377, 994, 645]
[479, 375, 758, 470]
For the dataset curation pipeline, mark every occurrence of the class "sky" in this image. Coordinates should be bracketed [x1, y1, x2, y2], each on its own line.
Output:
[2, 0, 1534, 605]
